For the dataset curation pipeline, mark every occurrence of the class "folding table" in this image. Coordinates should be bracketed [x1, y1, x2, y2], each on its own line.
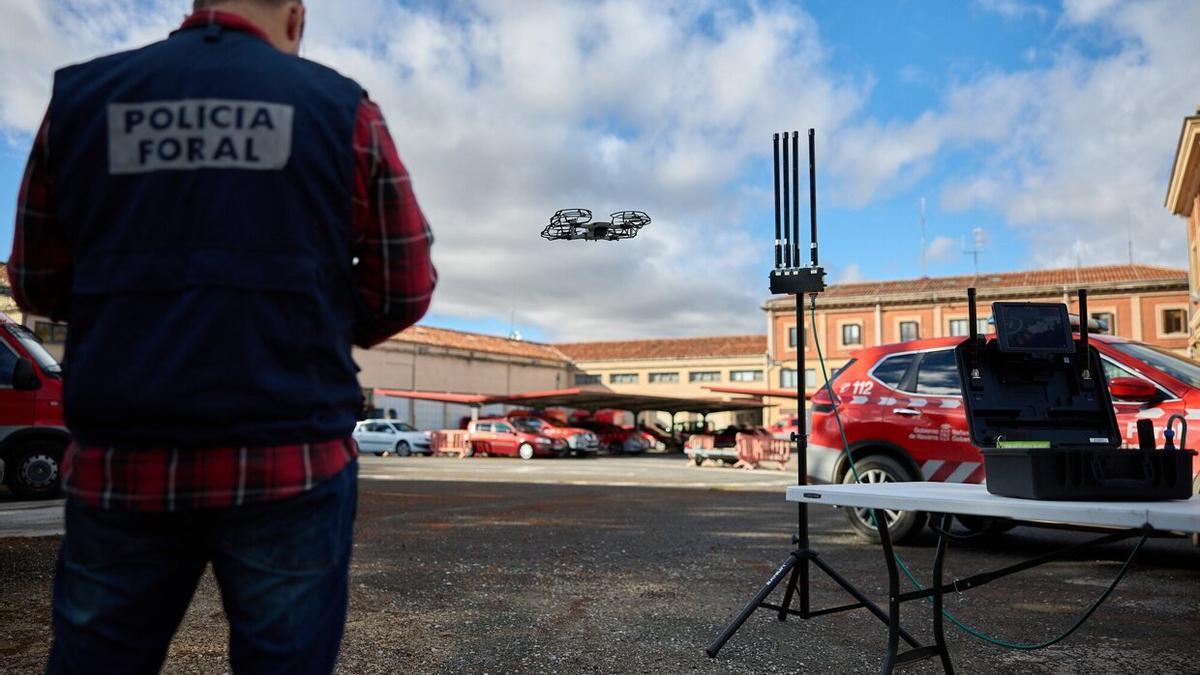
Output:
[785, 482, 1200, 674]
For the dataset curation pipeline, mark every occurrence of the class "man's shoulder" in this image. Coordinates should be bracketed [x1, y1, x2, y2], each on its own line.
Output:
[290, 56, 365, 98]
[53, 40, 164, 81]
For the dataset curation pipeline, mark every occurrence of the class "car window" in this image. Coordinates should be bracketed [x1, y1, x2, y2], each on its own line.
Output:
[1101, 358, 1137, 382]
[870, 353, 915, 389]
[914, 349, 961, 396]
[494, 423, 513, 434]
[515, 417, 544, 430]
[1110, 342, 1200, 389]
[393, 423, 416, 432]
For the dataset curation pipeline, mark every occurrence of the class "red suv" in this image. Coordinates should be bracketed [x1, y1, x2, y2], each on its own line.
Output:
[0, 315, 68, 499]
[809, 333, 1200, 542]
[572, 420, 651, 454]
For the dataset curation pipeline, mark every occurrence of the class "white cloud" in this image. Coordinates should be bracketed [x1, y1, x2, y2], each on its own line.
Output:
[837, 263, 864, 283]
[926, 235, 959, 263]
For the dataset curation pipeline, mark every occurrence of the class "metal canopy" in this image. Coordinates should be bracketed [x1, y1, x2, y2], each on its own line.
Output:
[373, 387, 768, 415]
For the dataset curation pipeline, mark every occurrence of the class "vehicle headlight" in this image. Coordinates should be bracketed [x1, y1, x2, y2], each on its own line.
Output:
[567, 435, 580, 448]
[535, 437, 552, 444]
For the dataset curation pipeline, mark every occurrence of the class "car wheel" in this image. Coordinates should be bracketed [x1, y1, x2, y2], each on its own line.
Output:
[373, 451, 387, 457]
[841, 455, 925, 544]
[608, 441, 623, 456]
[518, 443, 535, 460]
[692, 453, 703, 466]
[395, 441, 412, 457]
[463, 444, 475, 458]
[7, 440, 64, 500]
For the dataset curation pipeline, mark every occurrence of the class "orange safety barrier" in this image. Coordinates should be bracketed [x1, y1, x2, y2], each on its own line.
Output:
[684, 433, 715, 463]
[430, 430, 471, 458]
[733, 432, 791, 471]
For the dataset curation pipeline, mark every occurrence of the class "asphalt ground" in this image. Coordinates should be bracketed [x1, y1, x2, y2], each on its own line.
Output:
[1, 454, 1197, 674]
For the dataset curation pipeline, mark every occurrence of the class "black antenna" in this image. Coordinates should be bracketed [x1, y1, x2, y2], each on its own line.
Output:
[782, 133, 791, 268]
[773, 134, 782, 268]
[792, 131, 800, 267]
[968, 287, 979, 344]
[808, 129, 818, 267]
[1078, 288, 1089, 355]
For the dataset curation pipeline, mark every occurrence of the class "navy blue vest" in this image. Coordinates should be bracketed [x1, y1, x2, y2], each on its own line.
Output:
[48, 23, 365, 447]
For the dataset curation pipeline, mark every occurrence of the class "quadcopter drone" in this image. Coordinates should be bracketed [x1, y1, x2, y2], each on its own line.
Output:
[540, 209, 651, 241]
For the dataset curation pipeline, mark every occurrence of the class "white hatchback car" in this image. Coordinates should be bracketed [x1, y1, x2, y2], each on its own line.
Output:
[353, 419, 432, 456]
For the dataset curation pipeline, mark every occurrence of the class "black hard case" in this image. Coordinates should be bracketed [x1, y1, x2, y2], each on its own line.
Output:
[954, 336, 1195, 501]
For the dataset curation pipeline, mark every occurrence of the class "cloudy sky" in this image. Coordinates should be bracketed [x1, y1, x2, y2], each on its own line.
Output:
[1, 0, 1198, 342]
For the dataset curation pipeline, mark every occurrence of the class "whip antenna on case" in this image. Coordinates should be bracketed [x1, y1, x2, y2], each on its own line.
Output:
[793, 130, 800, 266]
[968, 287, 979, 345]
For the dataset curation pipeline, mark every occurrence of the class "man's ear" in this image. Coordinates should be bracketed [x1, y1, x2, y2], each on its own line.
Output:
[287, 4, 305, 43]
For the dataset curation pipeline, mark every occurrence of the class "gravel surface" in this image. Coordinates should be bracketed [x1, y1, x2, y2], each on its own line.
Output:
[1, 473, 1198, 674]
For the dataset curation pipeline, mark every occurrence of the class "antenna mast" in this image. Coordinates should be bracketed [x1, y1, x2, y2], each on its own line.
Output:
[962, 228, 983, 277]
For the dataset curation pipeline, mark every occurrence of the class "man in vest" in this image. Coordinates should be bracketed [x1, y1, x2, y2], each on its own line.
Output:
[8, 0, 437, 672]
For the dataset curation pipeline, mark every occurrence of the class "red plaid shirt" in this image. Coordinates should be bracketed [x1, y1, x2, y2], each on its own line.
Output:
[7, 11, 437, 511]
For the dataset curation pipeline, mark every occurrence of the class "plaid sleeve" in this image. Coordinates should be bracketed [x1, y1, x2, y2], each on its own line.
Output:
[351, 97, 437, 348]
[8, 112, 72, 320]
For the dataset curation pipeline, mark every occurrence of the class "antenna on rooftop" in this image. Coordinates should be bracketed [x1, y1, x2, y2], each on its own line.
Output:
[962, 227, 984, 277]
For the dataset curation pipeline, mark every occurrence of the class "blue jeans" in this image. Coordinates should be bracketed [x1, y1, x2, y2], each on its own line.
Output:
[47, 462, 357, 675]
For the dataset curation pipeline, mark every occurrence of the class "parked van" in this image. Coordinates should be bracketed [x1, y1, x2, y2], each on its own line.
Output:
[0, 314, 68, 499]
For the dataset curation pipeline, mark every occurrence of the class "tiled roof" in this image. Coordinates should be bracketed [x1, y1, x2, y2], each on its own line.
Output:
[769, 264, 1186, 306]
[554, 335, 767, 362]
[390, 325, 569, 362]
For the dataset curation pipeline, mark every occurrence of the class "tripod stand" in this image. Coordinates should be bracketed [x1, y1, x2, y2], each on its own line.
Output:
[705, 130, 942, 670]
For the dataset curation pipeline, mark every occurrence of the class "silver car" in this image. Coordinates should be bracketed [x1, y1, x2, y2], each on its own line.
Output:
[353, 419, 433, 456]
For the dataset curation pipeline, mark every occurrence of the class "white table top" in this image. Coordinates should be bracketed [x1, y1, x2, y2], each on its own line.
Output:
[786, 482, 1200, 533]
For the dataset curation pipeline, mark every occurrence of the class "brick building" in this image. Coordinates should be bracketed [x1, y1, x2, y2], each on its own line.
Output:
[763, 264, 1189, 422]
[555, 335, 769, 428]
[1166, 108, 1200, 356]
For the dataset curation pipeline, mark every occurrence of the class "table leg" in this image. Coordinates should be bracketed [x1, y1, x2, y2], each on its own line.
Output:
[931, 514, 954, 675]
[874, 507, 900, 675]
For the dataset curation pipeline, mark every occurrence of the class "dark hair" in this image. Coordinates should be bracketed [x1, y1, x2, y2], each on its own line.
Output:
[193, 0, 298, 9]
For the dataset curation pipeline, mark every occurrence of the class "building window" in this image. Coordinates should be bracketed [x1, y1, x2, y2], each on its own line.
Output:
[610, 373, 638, 384]
[575, 374, 601, 385]
[788, 326, 797, 348]
[1090, 312, 1115, 335]
[780, 368, 798, 388]
[730, 370, 763, 382]
[948, 318, 988, 337]
[689, 371, 721, 383]
[34, 321, 68, 344]
[899, 321, 919, 342]
[841, 323, 862, 346]
[1161, 307, 1188, 336]
[804, 369, 817, 388]
[649, 372, 679, 384]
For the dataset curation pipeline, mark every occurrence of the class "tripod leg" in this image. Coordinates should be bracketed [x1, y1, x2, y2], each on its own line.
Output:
[776, 556, 803, 621]
[706, 552, 799, 657]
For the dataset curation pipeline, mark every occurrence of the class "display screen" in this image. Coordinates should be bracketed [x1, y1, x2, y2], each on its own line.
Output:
[992, 303, 1074, 353]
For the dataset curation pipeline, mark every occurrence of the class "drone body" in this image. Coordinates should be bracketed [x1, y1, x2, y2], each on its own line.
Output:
[541, 209, 650, 241]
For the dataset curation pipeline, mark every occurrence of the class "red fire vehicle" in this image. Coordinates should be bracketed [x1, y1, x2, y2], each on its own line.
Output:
[465, 417, 566, 459]
[504, 411, 599, 456]
[0, 315, 68, 499]
[571, 420, 651, 454]
[809, 333, 1200, 542]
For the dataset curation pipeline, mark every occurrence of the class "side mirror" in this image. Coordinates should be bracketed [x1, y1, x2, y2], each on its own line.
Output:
[1109, 376, 1156, 402]
[12, 358, 41, 391]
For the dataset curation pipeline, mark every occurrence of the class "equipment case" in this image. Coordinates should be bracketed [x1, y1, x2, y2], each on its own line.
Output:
[954, 291, 1195, 501]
